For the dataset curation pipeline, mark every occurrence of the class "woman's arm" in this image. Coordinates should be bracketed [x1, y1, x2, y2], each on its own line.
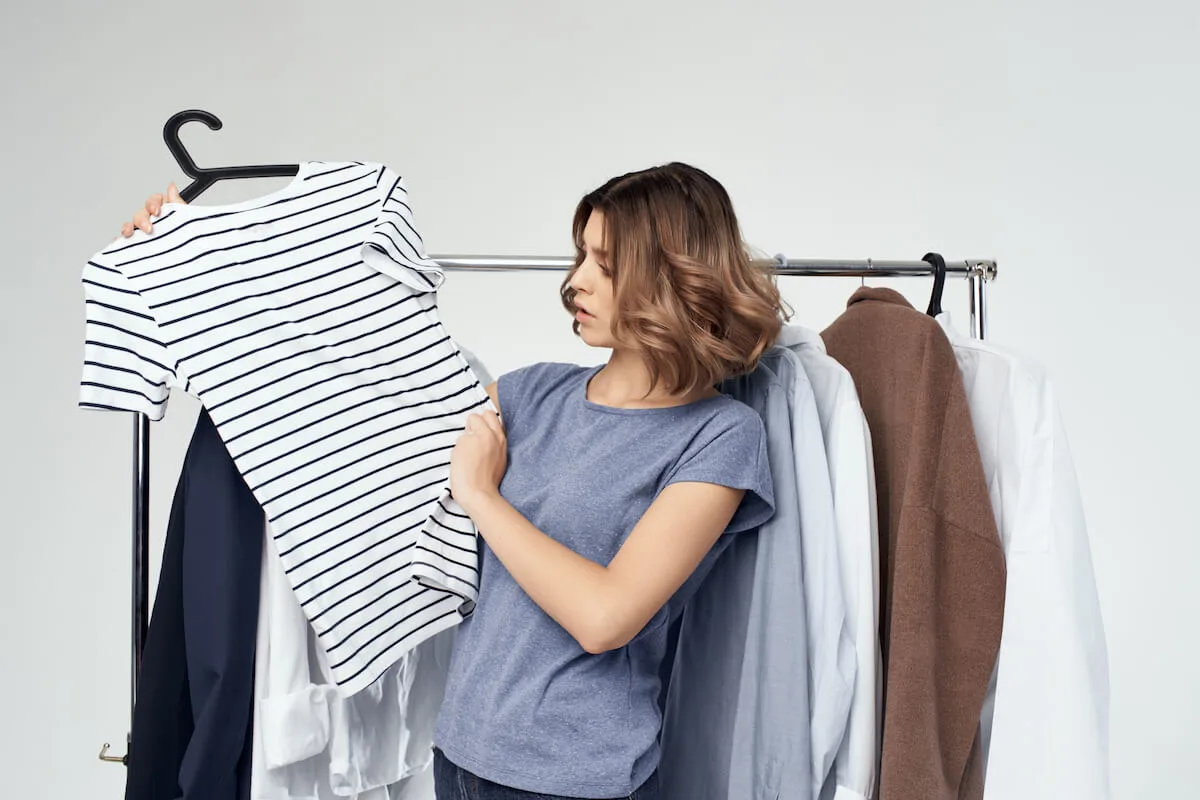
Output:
[450, 410, 743, 654]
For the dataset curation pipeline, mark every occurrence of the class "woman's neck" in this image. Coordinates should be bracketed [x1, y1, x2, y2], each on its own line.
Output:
[587, 350, 719, 409]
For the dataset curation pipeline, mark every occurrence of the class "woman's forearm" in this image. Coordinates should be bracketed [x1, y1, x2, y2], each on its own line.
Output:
[457, 489, 625, 653]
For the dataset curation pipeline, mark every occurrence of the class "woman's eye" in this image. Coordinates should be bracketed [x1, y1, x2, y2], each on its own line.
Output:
[598, 264, 611, 276]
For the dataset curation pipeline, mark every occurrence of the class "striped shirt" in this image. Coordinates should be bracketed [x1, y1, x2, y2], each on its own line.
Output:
[79, 162, 487, 695]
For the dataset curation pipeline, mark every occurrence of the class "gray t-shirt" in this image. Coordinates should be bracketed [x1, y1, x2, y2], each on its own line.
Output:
[433, 362, 775, 798]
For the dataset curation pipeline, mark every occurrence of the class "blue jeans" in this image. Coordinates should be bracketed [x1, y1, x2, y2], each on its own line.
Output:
[432, 748, 660, 800]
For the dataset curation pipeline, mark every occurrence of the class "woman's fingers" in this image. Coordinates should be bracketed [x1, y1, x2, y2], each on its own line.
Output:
[145, 193, 165, 217]
[465, 412, 504, 439]
[480, 411, 504, 436]
[123, 186, 185, 237]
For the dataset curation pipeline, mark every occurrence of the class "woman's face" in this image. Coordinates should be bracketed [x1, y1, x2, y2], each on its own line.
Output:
[570, 210, 618, 349]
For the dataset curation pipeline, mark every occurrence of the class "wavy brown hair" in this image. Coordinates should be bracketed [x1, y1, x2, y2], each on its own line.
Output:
[560, 162, 789, 397]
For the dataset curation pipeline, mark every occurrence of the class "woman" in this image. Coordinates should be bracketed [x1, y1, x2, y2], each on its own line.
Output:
[123, 162, 787, 800]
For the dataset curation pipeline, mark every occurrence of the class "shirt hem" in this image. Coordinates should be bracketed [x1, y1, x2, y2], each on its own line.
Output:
[330, 599, 464, 696]
[831, 785, 871, 800]
[434, 740, 649, 799]
[78, 392, 164, 421]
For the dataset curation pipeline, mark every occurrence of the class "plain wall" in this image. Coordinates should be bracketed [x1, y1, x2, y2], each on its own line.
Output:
[2, 1, 1197, 797]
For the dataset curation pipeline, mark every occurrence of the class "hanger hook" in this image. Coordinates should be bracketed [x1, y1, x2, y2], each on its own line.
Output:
[98, 741, 127, 765]
[163, 110, 223, 180]
[922, 252, 947, 316]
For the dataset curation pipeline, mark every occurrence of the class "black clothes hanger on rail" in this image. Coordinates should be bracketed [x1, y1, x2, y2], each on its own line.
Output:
[923, 252, 947, 317]
[164, 110, 298, 202]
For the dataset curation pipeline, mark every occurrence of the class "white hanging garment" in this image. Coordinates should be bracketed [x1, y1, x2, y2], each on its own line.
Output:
[249, 349, 492, 800]
[937, 314, 1110, 800]
[777, 325, 881, 800]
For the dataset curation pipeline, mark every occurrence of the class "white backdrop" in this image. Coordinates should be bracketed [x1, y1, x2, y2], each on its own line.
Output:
[2, 1, 1197, 798]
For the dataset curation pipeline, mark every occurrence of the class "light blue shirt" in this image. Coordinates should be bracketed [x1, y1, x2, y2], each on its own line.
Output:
[661, 348, 819, 800]
[772, 347, 856, 796]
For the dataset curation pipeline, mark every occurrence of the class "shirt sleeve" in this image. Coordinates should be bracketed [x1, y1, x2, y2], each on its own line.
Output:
[79, 259, 176, 420]
[360, 165, 447, 293]
[495, 366, 528, 432]
[663, 407, 776, 534]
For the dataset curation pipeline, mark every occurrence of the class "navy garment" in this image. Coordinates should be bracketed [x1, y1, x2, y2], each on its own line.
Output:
[179, 409, 263, 799]
[126, 409, 263, 800]
[125, 447, 192, 800]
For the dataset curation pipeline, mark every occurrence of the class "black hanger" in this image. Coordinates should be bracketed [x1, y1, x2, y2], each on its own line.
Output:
[922, 252, 947, 317]
[163, 110, 298, 203]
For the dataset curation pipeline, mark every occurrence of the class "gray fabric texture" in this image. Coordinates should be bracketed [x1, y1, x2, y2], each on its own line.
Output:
[660, 349, 815, 800]
[433, 362, 774, 799]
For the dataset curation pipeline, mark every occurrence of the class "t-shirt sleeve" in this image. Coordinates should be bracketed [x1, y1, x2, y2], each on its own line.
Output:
[79, 260, 176, 420]
[663, 407, 776, 534]
[495, 367, 525, 425]
[360, 165, 447, 293]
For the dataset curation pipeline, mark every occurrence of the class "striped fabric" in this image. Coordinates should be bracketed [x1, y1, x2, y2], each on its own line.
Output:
[79, 162, 488, 695]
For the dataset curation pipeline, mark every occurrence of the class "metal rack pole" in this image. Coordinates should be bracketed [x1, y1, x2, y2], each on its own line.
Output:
[111, 254, 996, 766]
[100, 413, 150, 767]
[434, 255, 997, 279]
[131, 416, 151, 727]
[969, 270, 989, 340]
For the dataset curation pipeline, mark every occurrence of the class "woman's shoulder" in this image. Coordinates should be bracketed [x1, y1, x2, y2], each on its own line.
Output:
[499, 361, 591, 388]
[704, 393, 768, 437]
[496, 362, 591, 416]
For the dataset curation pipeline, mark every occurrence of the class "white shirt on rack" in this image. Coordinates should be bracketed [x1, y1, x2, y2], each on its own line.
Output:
[78, 162, 489, 695]
[937, 314, 1110, 800]
[777, 325, 880, 800]
[249, 351, 491, 800]
[770, 341, 856, 797]
[250, 528, 449, 800]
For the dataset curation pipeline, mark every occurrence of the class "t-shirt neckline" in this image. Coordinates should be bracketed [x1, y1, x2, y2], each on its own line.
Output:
[580, 364, 726, 416]
[159, 160, 314, 216]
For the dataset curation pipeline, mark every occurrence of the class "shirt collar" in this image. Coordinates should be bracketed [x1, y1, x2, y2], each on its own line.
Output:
[935, 311, 963, 342]
[845, 285, 915, 309]
[775, 323, 826, 353]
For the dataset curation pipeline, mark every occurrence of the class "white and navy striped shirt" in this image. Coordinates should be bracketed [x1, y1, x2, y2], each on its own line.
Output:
[80, 162, 487, 695]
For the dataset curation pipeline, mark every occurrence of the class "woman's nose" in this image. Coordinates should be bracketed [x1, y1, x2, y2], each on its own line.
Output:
[570, 267, 590, 294]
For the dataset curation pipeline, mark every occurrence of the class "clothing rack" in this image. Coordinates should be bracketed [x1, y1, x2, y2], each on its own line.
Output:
[101, 253, 996, 766]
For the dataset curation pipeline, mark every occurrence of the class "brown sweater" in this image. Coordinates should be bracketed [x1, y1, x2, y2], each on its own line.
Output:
[822, 287, 1005, 800]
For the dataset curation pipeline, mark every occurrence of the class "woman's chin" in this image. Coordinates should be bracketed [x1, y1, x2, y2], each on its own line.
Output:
[578, 330, 612, 349]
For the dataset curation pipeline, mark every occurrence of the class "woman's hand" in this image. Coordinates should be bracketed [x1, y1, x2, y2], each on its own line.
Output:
[450, 411, 508, 512]
[120, 183, 185, 237]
